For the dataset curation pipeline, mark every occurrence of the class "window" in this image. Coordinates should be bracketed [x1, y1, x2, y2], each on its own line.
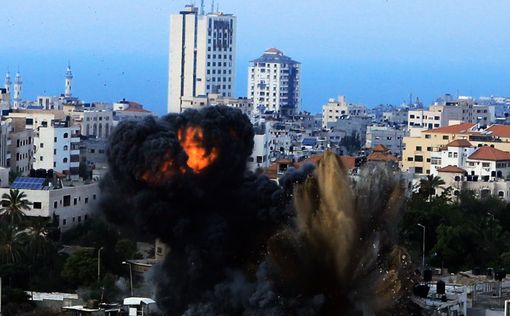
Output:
[54, 201, 58, 208]
[63, 158, 68, 163]
[499, 191, 504, 197]
[64, 145, 68, 151]
[33, 202, 42, 209]
[78, 216, 81, 222]
[415, 167, 423, 174]
[448, 152, 452, 158]
[427, 147, 432, 151]
[443, 135, 449, 140]
[93, 194, 97, 200]
[453, 152, 458, 158]
[415, 155, 423, 162]
[74, 198, 78, 205]
[63, 219, 67, 225]
[63, 195, 71, 206]
[40, 156, 43, 161]
[416, 146, 422, 151]
[63, 133, 68, 138]
[54, 137, 57, 142]
[482, 162, 490, 167]
[425, 135, 431, 139]
[85, 197, 89, 204]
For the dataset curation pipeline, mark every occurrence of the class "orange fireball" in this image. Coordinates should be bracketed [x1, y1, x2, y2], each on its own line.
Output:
[178, 126, 219, 173]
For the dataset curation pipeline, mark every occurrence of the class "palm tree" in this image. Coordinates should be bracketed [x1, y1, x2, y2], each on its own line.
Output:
[25, 218, 53, 260]
[419, 175, 446, 202]
[0, 222, 26, 264]
[0, 189, 32, 225]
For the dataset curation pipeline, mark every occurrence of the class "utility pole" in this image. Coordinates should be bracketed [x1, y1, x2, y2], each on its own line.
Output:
[417, 223, 426, 274]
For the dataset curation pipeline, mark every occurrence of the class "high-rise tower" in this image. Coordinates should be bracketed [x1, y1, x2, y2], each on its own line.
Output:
[248, 48, 301, 116]
[167, 5, 236, 113]
[13, 71, 22, 109]
[65, 64, 73, 98]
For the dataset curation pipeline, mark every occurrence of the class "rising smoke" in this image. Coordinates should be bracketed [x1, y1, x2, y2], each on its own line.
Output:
[100, 106, 415, 315]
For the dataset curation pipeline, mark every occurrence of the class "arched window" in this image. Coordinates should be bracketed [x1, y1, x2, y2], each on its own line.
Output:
[93, 124, 97, 136]
[63, 133, 69, 138]
[105, 124, 110, 138]
[63, 157, 68, 163]
[98, 123, 103, 138]
[63, 145, 68, 151]
[498, 191, 505, 197]
[86, 124, 90, 135]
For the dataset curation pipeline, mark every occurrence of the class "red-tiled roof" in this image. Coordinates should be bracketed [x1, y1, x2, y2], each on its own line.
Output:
[367, 152, 398, 162]
[446, 139, 472, 148]
[266, 48, 283, 54]
[295, 155, 321, 168]
[424, 123, 477, 134]
[437, 165, 466, 174]
[486, 125, 510, 138]
[468, 146, 510, 161]
[372, 144, 388, 152]
[339, 156, 356, 169]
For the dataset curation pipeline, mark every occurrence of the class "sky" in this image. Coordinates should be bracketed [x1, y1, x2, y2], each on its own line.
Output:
[1, 0, 510, 115]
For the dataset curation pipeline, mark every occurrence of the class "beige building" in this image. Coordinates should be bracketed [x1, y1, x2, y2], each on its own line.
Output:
[69, 109, 113, 139]
[9, 117, 34, 175]
[322, 96, 367, 128]
[181, 93, 253, 116]
[403, 123, 510, 176]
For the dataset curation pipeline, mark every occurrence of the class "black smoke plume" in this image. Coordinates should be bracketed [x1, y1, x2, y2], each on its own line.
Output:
[100, 106, 415, 315]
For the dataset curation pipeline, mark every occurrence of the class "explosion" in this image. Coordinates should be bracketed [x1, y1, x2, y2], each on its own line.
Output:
[100, 106, 415, 315]
[178, 126, 219, 173]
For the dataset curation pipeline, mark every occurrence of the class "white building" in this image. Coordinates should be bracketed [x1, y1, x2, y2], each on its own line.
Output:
[0, 119, 12, 169]
[168, 5, 236, 113]
[248, 48, 301, 116]
[408, 99, 495, 130]
[0, 177, 100, 231]
[1, 71, 11, 110]
[365, 125, 406, 155]
[33, 121, 80, 177]
[322, 96, 367, 128]
[248, 123, 270, 172]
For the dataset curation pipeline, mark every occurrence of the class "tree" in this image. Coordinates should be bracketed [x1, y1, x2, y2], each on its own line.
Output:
[418, 175, 446, 202]
[61, 249, 98, 288]
[0, 223, 26, 264]
[0, 189, 32, 225]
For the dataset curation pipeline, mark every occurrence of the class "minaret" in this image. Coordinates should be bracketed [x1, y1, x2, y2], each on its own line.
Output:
[65, 64, 73, 98]
[4, 71, 11, 107]
[13, 71, 22, 109]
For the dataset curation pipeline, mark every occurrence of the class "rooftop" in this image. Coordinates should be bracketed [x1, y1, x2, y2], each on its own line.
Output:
[424, 123, 477, 134]
[437, 165, 467, 174]
[486, 124, 510, 138]
[468, 146, 510, 161]
[250, 48, 300, 65]
[446, 139, 473, 148]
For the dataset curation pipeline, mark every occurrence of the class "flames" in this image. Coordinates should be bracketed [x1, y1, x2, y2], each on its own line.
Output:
[178, 126, 219, 173]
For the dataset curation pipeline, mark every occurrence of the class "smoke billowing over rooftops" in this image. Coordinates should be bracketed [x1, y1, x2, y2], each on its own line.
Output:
[100, 106, 415, 315]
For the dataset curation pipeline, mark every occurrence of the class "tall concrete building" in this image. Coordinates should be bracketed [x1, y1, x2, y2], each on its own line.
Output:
[248, 48, 301, 116]
[168, 5, 236, 113]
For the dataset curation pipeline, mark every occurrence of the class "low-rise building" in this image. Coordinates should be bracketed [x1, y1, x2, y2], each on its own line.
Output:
[365, 125, 406, 155]
[181, 93, 253, 116]
[9, 117, 34, 175]
[322, 96, 367, 128]
[0, 176, 100, 230]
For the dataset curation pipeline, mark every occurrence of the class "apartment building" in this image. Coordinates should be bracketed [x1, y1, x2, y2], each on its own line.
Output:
[9, 117, 34, 175]
[33, 120, 80, 177]
[248, 48, 301, 116]
[365, 125, 406, 155]
[180, 93, 253, 116]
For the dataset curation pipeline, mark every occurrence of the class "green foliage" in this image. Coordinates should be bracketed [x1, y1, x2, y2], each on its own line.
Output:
[61, 249, 98, 288]
[401, 185, 510, 273]
[0, 189, 33, 225]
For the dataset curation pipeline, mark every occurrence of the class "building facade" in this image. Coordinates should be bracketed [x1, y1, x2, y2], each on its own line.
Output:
[248, 48, 301, 116]
[168, 5, 236, 113]
[322, 96, 367, 128]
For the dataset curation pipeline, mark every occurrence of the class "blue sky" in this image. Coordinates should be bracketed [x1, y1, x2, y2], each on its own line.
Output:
[1, 0, 510, 114]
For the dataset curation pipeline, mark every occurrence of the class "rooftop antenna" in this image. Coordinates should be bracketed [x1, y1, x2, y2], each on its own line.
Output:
[200, 0, 205, 15]
[216, 2, 219, 12]
[211, 0, 214, 13]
